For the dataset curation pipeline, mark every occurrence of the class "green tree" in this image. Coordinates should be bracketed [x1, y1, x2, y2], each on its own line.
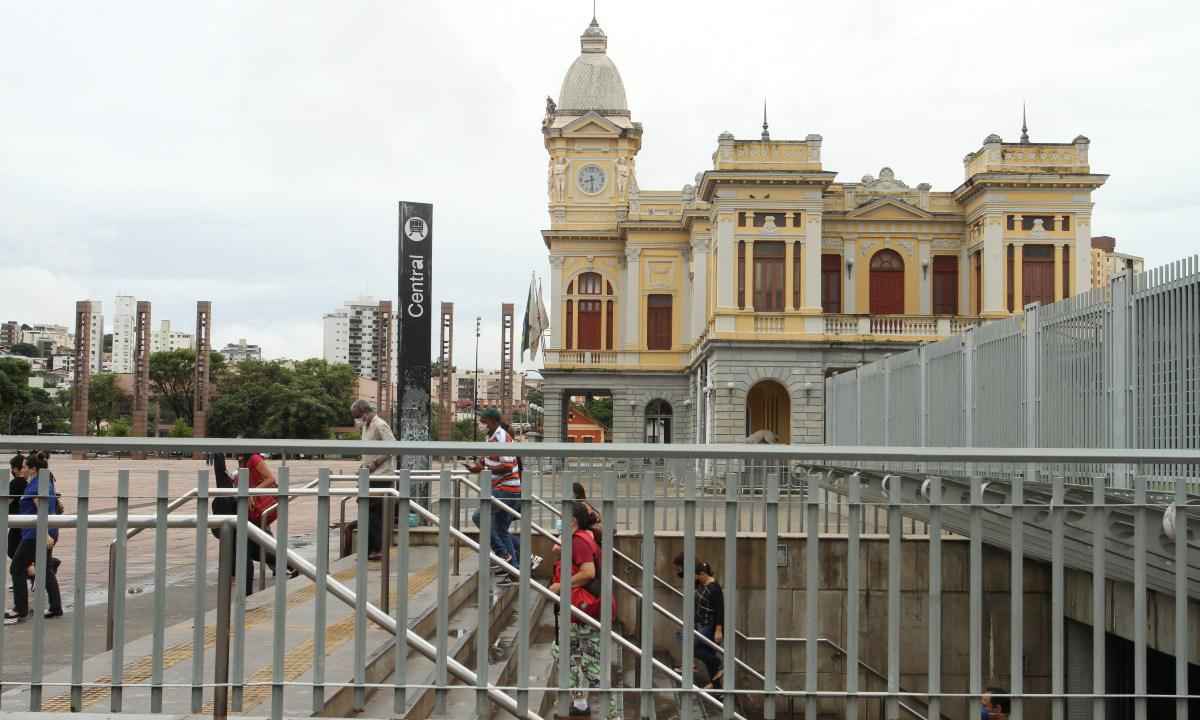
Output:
[88, 373, 131, 434]
[10, 388, 69, 434]
[1, 357, 33, 433]
[102, 418, 132, 437]
[149, 349, 228, 422]
[584, 396, 613, 429]
[9, 342, 41, 358]
[168, 418, 193, 438]
[526, 387, 543, 407]
[208, 359, 355, 439]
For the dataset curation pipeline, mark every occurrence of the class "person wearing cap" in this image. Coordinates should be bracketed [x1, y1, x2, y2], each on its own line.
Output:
[464, 408, 540, 578]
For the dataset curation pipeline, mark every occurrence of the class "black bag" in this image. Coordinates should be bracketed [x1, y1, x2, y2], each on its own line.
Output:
[210, 454, 238, 525]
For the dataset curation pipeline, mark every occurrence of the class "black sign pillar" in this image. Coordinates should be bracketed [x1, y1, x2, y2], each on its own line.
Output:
[398, 202, 433, 486]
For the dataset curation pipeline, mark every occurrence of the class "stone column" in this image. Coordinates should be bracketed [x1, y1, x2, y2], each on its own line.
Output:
[743, 238, 755, 311]
[802, 213, 822, 312]
[959, 237, 971, 314]
[624, 246, 641, 350]
[1053, 244, 1064, 300]
[1073, 214, 1091, 296]
[1012, 244, 1024, 311]
[918, 236, 932, 315]
[548, 255, 564, 349]
[982, 214, 1005, 315]
[690, 236, 709, 339]
[716, 212, 736, 309]
[843, 238, 857, 314]
[784, 240, 796, 311]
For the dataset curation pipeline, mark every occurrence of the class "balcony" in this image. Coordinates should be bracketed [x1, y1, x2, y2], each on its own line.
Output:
[543, 349, 687, 370]
[824, 314, 980, 339]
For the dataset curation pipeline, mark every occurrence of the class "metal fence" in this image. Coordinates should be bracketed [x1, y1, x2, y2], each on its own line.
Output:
[0, 437, 1197, 720]
[826, 256, 1200, 487]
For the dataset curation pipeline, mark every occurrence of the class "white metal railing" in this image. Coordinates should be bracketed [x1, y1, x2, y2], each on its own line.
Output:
[2, 437, 1198, 720]
[826, 256, 1200, 486]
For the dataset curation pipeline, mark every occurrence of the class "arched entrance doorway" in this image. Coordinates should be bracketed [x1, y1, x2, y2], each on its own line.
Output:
[745, 380, 790, 443]
[869, 249, 905, 315]
[644, 399, 672, 443]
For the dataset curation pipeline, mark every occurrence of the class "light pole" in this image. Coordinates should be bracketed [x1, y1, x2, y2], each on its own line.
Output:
[473, 316, 481, 441]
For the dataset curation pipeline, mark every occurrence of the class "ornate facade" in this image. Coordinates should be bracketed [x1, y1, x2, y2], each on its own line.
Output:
[540, 17, 1107, 445]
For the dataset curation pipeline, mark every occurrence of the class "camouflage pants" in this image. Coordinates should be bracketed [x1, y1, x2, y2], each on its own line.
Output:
[550, 623, 623, 719]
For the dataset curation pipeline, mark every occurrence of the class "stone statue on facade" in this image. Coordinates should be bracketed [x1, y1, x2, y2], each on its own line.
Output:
[616, 157, 631, 196]
[550, 157, 569, 202]
[543, 96, 557, 127]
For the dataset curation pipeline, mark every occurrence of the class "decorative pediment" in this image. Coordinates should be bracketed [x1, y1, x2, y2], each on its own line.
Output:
[561, 111, 623, 138]
[846, 197, 933, 220]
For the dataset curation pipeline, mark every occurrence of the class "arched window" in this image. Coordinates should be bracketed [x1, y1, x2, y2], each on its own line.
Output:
[565, 271, 616, 350]
[644, 399, 673, 443]
[869, 249, 905, 315]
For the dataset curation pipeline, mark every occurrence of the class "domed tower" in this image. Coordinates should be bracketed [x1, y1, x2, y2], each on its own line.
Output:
[542, 16, 642, 230]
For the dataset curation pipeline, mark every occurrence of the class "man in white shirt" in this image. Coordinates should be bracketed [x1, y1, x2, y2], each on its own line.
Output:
[351, 399, 395, 561]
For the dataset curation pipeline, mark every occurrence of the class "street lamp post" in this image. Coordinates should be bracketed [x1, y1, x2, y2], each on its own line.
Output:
[473, 316, 481, 442]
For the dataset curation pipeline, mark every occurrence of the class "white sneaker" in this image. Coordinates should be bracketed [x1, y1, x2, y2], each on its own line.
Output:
[528, 554, 543, 572]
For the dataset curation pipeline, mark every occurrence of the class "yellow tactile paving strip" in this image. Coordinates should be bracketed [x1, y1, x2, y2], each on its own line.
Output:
[198, 564, 437, 715]
[38, 559, 436, 712]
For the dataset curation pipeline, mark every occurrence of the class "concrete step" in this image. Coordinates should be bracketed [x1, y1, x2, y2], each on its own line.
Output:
[355, 574, 554, 720]
[1, 546, 445, 717]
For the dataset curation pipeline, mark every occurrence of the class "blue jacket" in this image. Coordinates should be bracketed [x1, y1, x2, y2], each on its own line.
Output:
[20, 475, 59, 543]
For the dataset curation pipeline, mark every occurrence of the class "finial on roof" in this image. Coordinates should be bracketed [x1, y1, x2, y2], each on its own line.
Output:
[1020, 102, 1030, 143]
[761, 98, 770, 141]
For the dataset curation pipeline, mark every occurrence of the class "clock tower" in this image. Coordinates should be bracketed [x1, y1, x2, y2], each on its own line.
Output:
[542, 16, 642, 232]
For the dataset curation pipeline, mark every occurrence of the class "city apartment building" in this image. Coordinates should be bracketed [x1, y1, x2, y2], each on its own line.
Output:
[539, 18, 1109, 445]
[322, 297, 397, 381]
[1, 321, 19, 348]
[110, 295, 136, 374]
[220, 338, 262, 364]
[1090, 236, 1144, 288]
[19, 324, 71, 355]
[151, 320, 195, 353]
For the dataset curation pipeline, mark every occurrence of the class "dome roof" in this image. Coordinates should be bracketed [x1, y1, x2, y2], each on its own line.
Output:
[557, 19, 628, 116]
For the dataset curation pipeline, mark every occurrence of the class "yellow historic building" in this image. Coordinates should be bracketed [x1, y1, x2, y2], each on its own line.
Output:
[539, 17, 1107, 445]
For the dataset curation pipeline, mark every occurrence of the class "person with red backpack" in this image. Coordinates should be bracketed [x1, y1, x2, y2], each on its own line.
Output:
[548, 502, 622, 719]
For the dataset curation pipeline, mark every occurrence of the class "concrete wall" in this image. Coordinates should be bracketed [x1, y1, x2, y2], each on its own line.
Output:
[698, 343, 910, 444]
[540, 370, 691, 444]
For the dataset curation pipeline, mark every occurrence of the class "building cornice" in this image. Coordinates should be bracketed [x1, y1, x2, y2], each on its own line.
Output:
[953, 173, 1109, 203]
[541, 228, 622, 248]
[698, 170, 838, 202]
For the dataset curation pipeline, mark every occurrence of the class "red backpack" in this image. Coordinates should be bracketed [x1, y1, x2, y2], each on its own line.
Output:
[552, 530, 612, 621]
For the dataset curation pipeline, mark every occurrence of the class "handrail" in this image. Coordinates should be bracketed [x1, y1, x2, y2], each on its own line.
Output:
[367, 483, 744, 720]
[448, 473, 772, 708]
[237, 519, 543, 720]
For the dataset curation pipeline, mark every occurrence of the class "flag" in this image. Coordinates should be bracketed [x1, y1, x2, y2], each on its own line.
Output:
[520, 272, 537, 362]
[531, 276, 549, 357]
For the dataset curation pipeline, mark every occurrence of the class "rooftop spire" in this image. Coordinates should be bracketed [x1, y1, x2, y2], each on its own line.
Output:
[761, 98, 770, 141]
[1020, 102, 1030, 143]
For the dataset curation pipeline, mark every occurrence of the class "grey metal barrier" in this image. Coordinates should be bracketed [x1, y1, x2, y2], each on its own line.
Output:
[826, 256, 1200, 491]
[1, 436, 1198, 720]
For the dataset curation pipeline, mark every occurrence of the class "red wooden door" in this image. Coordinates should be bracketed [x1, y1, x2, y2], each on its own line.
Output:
[578, 300, 601, 349]
[1022, 246, 1055, 306]
[821, 254, 842, 313]
[869, 249, 905, 315]
[932, 256, 958, 315]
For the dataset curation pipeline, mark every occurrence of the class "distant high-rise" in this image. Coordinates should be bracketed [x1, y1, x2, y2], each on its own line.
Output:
[111, 295, 136, 374]
[322, 297, 398, 381]
[220, 338, 262, 364]
[151, 319, 195, 353]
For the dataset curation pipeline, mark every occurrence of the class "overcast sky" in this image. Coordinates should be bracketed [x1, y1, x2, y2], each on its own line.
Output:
[3, 1, 1197, 369]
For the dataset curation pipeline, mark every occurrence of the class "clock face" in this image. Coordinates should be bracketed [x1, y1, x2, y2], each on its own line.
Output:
[577, 164, 607, 195]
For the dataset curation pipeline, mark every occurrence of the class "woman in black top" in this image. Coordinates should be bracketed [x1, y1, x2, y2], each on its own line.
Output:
[7, 453, 28, 560]
[673, 553, 726, 688]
